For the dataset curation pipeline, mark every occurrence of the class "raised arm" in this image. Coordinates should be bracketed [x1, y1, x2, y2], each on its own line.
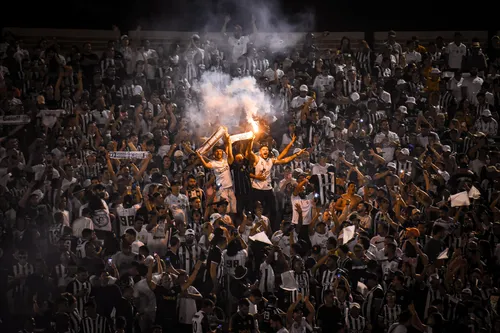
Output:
[246, 135, 259, 166]
[277, 134, 297, 159]
[196, 151, 213, 169]
[274, 148, 306, 165]
[221, 15, 231, 38]
[224, 131, 234, 165]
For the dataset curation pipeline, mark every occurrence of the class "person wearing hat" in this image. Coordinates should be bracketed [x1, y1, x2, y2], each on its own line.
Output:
[290, 83, 317, 120]
[247, 135, 305, 227]
[196, 131, 237, 214]
[177, 229, 199, 275]
[474, 109, 498, 136]
[346, 302, 367, 332]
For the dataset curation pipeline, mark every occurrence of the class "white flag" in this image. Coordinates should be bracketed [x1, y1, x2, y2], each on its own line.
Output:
[229, 131, 254, 143]
[450, 191, 470, 207]
[249, 231, 272, 245]
[468, 186, 481, 200]
[0, 115, 30, 125]
[342, 225, 356, 244]
[437, 248, 449, 260]
[109, 151, 149, 159]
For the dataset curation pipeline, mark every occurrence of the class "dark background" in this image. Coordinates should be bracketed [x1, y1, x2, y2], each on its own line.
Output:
[1, 0, 497, 33]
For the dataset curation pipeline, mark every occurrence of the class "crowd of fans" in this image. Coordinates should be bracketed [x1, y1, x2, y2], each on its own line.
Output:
[0, 17, 500, 333]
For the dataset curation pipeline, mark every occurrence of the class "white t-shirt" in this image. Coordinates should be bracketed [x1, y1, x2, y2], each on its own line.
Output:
[32, 164, 60, 181]
[252, 156, 274, 190]
[72, 217, 94, 238]
[92, 208, 112, 232]
[133, 275, 160, 313]
[312, 163, 332, 175]
[116, 205, 140, 235]
[291, 194, 313, 225]
[164, 193, 189, 221]
[458, 76, 484, 105]
[445, 42, 467, 69]
[228, 35, 251, 63]
[310, 231, 334, 254]
[271, 230, 298, 257]
[125, 226, 150, 244]
[374, 131, 400, 161]
[388, 323, 408, 333]
[211, 158, 233, 189]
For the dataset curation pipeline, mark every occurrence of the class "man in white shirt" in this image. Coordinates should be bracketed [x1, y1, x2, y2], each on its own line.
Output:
[458, 67, 483, 105]
[290, 85, 317, 120]
[247, 136, 305, 227]
[291, 175, 314, 226]
[164, 180, 189, 222]
[312, 153, 332, 175]
[72, 208, 94, 238]
[445, 32, 467, 71]
[196, 132, 236, 213]
[221, 15, 257, 63]
[312, 67, 334, 104]
[404, 40, 421, 64]
[373, 119, 400, 161]
[474, 109, 498, 136]
[135, 40, 158, 84]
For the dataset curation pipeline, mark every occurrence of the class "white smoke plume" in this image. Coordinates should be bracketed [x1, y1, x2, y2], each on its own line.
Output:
[188, 71, 272, 136]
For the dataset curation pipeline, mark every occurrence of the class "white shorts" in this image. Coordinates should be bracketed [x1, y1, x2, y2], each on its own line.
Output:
[217, 187, 237, 213]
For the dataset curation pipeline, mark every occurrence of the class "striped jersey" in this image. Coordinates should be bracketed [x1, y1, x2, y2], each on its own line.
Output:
[380, 304, 402, 328]
[345, 313, 366, 333]
[291, 271, 310, 303]
[178, 242, 201, 275]
[11, 262, 34, 294]
[66, 279, 92, 315]
[79, 315, 112, 333]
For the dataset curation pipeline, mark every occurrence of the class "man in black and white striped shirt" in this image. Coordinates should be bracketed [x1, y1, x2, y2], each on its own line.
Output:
[362, 273, 384, 328]
[66, 267, 91, 317]
[290, 258, 310, 303]
[178, 229, 200, 275]
[345, 303, 366, 333]
[342, 69, 361, 97]
[79, 300, 112, 333]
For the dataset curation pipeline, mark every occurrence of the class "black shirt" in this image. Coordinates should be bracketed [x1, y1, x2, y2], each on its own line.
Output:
[230, 312, 256, 333]
[154, 285, 182, 321]
[316, 303, 343, 333]
[231, 161, 252, 196]
[260, 303, 280, 332]
[165, 250, 181, 269]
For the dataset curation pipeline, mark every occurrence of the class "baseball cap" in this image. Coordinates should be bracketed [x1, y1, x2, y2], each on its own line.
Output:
[210, 213, 222, 224]
[174, 150, 184, 157]
[299, 84, 308, 92]
[400, 148, 410, 156]
[397, 105, 408, 114]
[482, 109, 492, 117]
[185, 229, 195, 236]
[442, 145, 451, 153]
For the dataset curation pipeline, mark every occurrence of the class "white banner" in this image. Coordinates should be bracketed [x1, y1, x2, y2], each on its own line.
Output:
[229, 131, 254, 143]
[0, 115, 30, 125]
[109, 151, 149, 159]
[196, 126, 226, 155]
